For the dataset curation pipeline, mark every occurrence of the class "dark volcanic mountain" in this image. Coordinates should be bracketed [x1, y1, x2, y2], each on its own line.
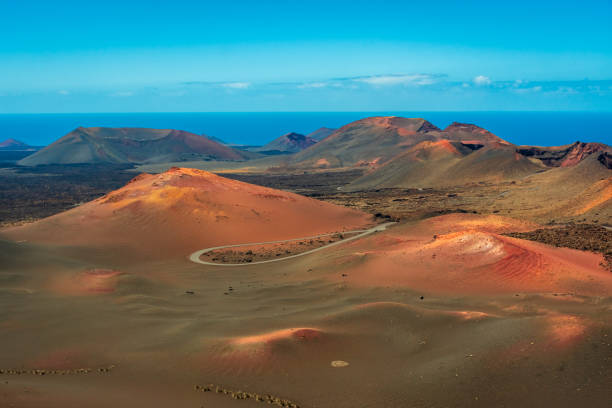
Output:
[0, 138, 42, 163]
[0, 138, 33, 150]
[306, 127, 336, 141]
[251, 132, 318, 154]
[19, 127, 251, 165]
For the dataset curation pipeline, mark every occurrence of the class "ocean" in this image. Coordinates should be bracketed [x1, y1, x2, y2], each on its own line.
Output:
[1, 112, 611, 147]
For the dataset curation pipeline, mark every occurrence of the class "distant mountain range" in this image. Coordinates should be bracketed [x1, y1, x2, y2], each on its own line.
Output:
[263, 116, 610, 190]
[292, 117, 509, 168]
[13, 118, 611, 189]
[18, 127, 253, 165]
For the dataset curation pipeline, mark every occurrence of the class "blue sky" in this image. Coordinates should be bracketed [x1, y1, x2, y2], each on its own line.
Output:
[1, 0, 611, 112]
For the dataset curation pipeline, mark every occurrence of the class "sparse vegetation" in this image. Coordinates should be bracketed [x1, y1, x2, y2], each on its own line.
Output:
[0, 365, 115, 376]
[0, 164, 134, 225]
[505, 224, 612, 271]
[195, 383, 300, 407]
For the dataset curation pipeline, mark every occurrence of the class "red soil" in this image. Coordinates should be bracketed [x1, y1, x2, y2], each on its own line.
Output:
[50, 269, 123, 295]
[431, 139, 461, 154]
[231, 328, 323, 346]
[328, 214, 612, 295]
[204, 328, 326, 371]
[544, 313, 589, 348]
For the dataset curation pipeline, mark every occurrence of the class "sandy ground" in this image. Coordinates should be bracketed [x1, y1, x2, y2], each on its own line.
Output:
[1, 211, 610, 407]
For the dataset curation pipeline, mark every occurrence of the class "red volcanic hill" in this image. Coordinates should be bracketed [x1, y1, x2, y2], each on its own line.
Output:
[252, 132, 318, 154]
[292, 117, 509, 168]
[293, 117, 441, 168]
[3, 167, 372, 258]
[18, 127, 251, 165]
[441, 122, 510, 146]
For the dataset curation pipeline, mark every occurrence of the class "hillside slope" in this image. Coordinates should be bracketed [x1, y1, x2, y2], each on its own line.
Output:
[306, 127, 336, 141]
[3, 167, 372, 258]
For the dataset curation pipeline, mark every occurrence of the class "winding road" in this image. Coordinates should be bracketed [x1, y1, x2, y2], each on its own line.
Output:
[189, 222, 396, 266]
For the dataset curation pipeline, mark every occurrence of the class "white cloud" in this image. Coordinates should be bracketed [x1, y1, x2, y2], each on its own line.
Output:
[220, 82, 251, 89]
[473, 75, 492, 86]
[297, 82, 329, 89]
[352, 74, 439, 86]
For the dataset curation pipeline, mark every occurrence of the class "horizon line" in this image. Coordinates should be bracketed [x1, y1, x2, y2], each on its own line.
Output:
[2, 110, 612, 115]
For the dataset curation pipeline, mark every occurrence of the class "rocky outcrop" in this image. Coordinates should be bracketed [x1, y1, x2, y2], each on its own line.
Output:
[517, 141, 612, 167]
[598, 152, 612, 169]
